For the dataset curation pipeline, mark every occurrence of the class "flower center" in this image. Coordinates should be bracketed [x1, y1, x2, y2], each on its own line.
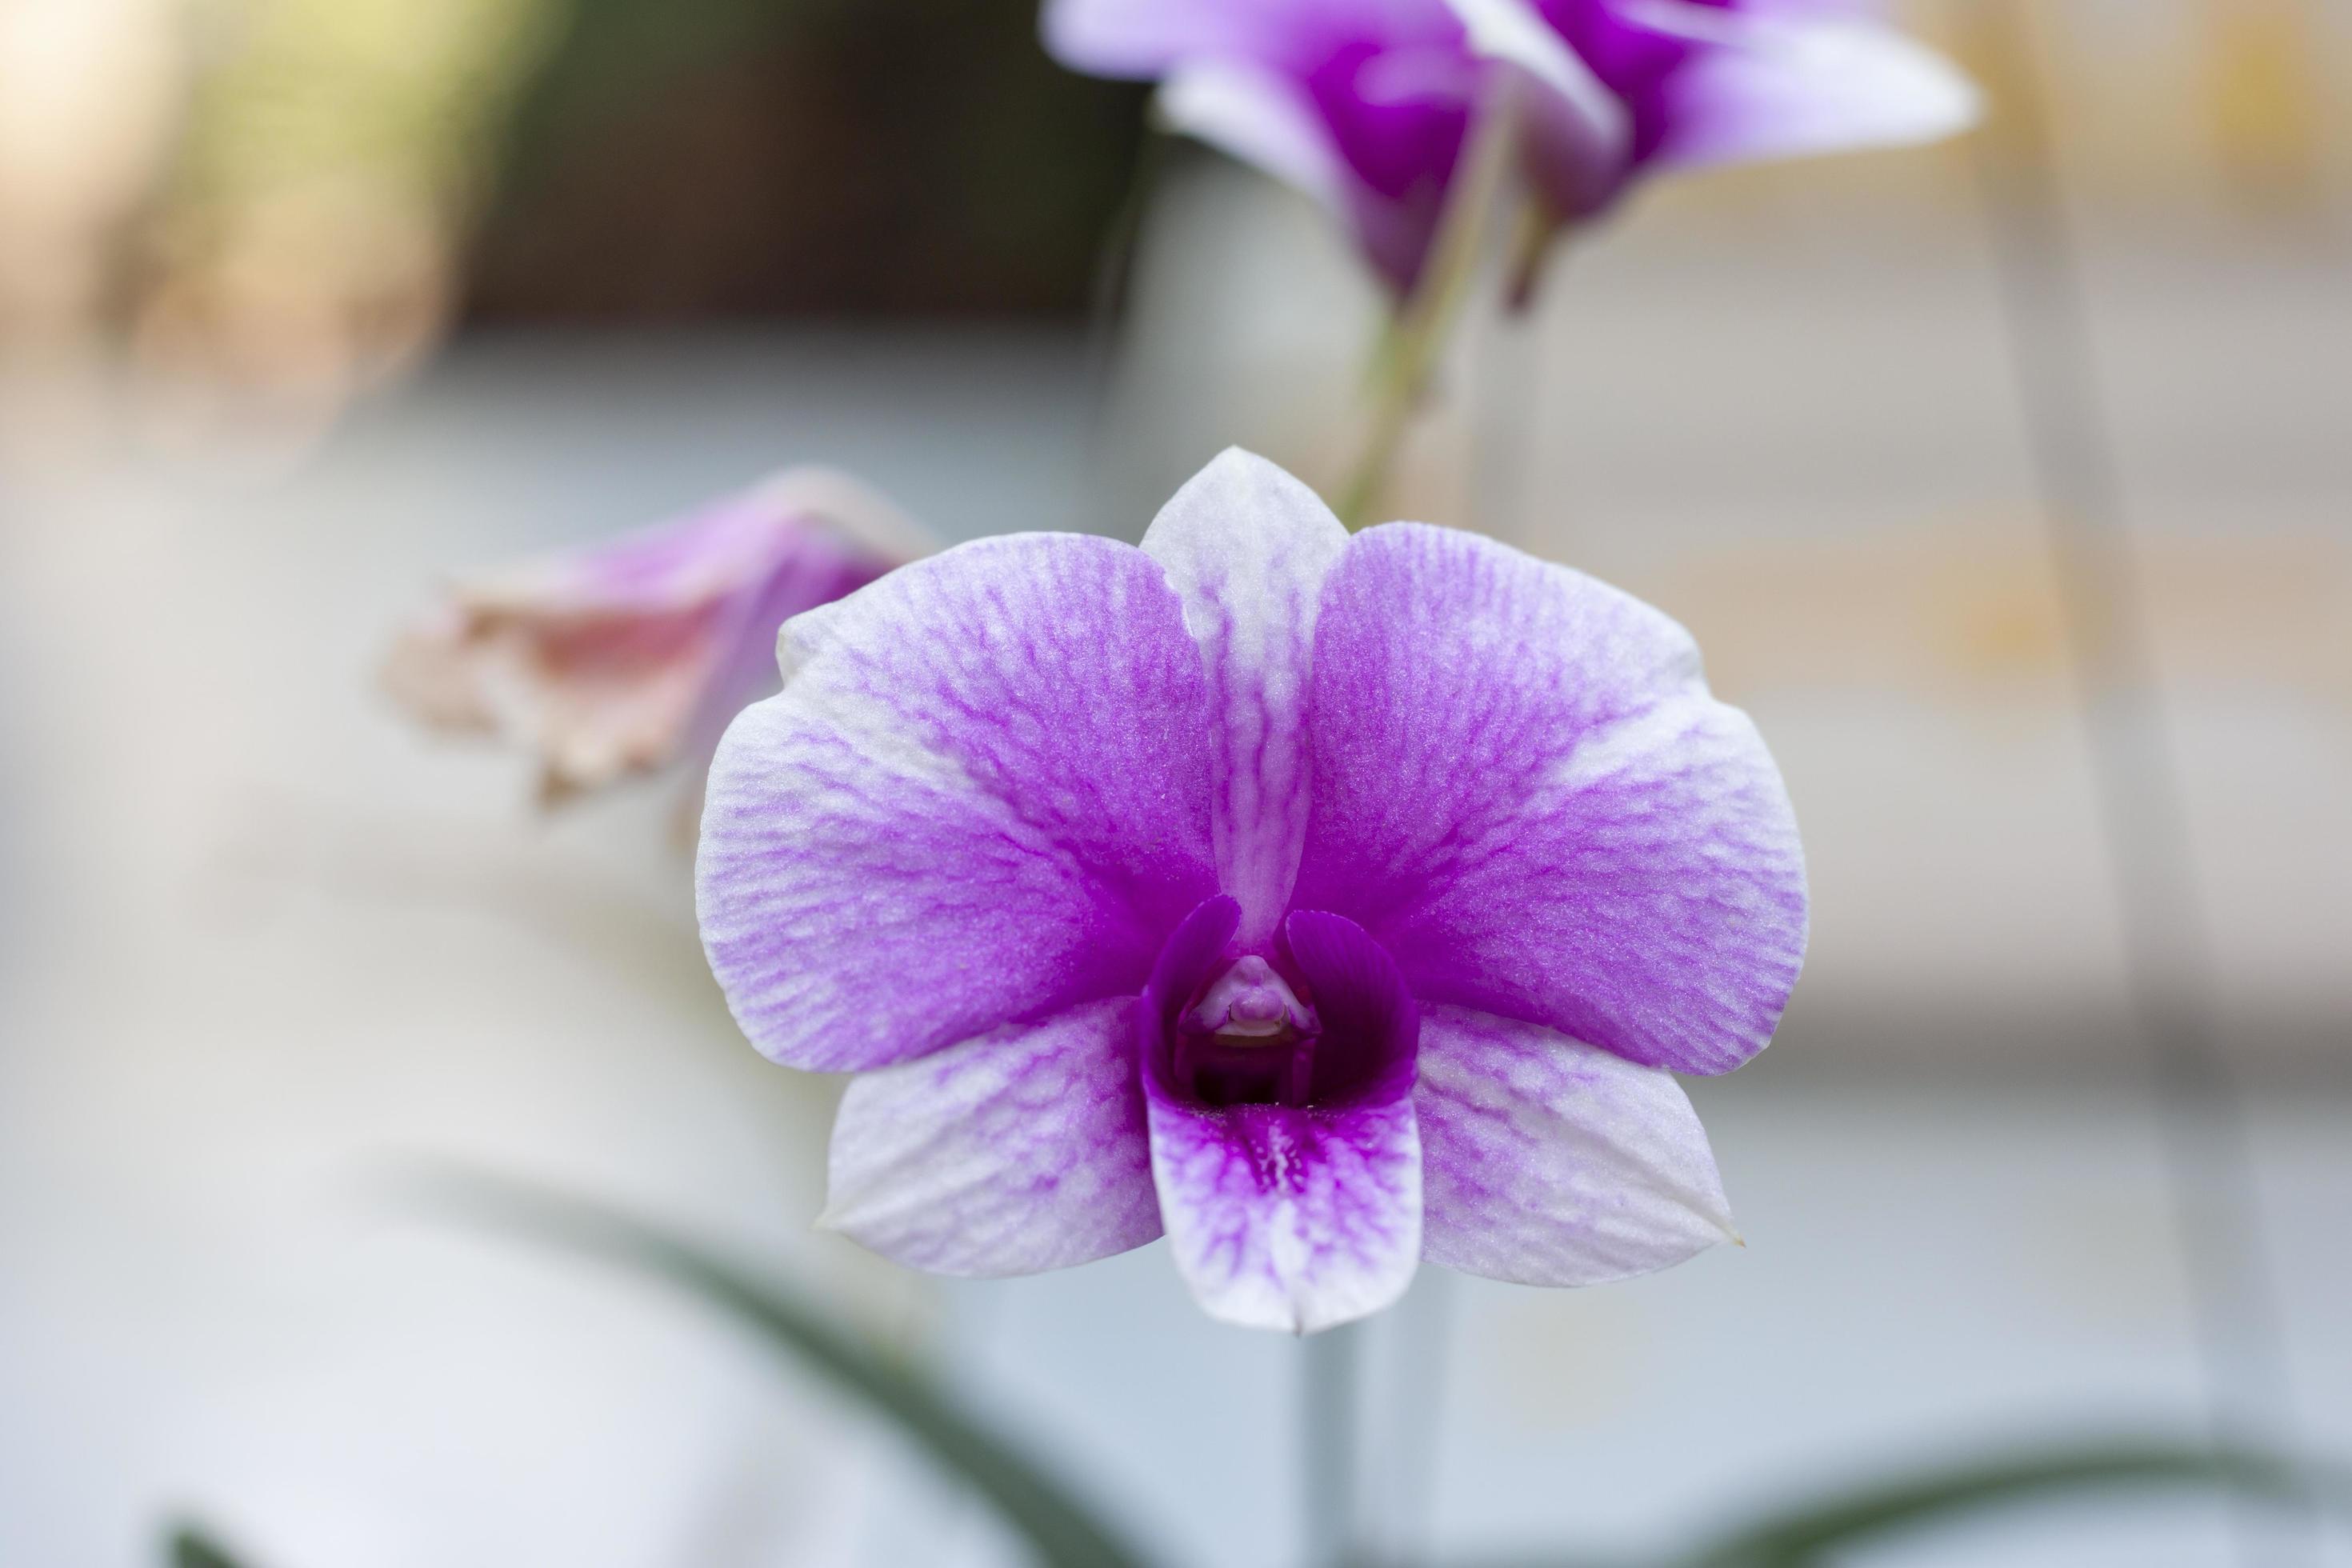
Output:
[1174, 957, 1321, 1107]
[1142, 896, 1419, 1116]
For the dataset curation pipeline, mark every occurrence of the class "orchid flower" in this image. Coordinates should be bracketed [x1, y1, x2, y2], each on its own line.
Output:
[386, 469, 931, 804]
[697, 450, 1804, 1331]
[1045, 0, 1979, 292]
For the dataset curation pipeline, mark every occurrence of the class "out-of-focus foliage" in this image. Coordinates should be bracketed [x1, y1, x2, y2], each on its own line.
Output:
[424, 1172, 1158, 1568]
[132, 0, 556, 409]
[406, 1177, 2350, 1568]
[165, 1522, 255, 1568]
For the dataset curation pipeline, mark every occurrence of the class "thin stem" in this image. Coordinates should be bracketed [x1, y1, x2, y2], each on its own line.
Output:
[1302, 1322, 1365, 1567]
[1084, 125, 1172, 413]
[1969, 3, 2317, 1563]
[1337, 78, 1527, 530]
[1366, 1270, 1457, 1566]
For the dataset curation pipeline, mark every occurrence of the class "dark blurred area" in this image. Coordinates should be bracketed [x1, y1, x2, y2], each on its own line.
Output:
[465, 0, 1146, 320]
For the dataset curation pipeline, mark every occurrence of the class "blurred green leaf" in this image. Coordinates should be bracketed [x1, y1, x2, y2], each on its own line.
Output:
[418, 1170, 1154, 1568]
[165, 1522, 254, 1568]
[1674, 1439, 2342, 1567]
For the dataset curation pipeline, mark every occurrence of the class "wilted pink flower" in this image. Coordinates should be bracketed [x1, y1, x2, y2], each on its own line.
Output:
[697, 451, 1806, 1331]
[1046, 0, 1978, 290]
[386, 470, 930, 803]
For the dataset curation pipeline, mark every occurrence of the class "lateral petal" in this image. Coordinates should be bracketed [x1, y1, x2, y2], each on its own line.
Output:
[823, 998, 1160, 1276]
[698, 534, 1219, 1071]
[1417, 1004, 1734, 1285]
[1295, 523, 1806, 1075]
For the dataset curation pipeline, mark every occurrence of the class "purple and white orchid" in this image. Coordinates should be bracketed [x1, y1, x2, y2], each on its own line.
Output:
[1045, 0, 1979, 290]
[697, 450, 1804, 1331]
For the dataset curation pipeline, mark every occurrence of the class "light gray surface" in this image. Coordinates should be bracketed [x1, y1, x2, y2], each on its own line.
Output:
[1, 231, 2346, 1566]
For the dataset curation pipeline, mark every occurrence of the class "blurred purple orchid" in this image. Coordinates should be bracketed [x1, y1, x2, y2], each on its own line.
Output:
[697, 450, 1805, 1331]
[1045, 0, 1978, 291]
[386, 470, 931, 805]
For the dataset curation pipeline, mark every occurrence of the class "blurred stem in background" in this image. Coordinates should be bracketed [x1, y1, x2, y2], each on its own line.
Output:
[1302, 1322, 1363, 1566]
[1966, 2, 2319, 1562]
[1336, 77, 1526, 532]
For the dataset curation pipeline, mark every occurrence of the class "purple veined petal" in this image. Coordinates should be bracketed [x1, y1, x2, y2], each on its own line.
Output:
[1417, 1003, 1735, 1285]
[1158, 60, 1359, 218]
[1140, 450, 1349, 950]
[1144, 1095, 1421, 1332]
[1294, 523, 1807, 1076]
[1631, 0, 1980, 169]
[821, 998, 1162, 1276]
[1142, 906, 1422, 1332]
[698, 534, 1220, 1073]
[676, 519, 907, 774]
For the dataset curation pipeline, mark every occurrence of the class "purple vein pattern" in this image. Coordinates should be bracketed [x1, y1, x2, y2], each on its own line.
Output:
[697, 449, 1806, 1331]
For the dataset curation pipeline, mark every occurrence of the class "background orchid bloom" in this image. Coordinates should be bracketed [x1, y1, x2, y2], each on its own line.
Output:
[1044, 0, 1980, 291]
[698, 450, 1806, 1332]
[385, 469, 931, 804]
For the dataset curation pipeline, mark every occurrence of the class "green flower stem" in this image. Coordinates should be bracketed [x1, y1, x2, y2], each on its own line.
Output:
[1337, 76, 1527, 531]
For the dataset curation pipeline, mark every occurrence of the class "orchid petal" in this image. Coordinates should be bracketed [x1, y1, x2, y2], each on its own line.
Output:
[1639, 2, 1981, 169]
[1041, 0, 1270, 77]
[1145, 1094, 1420, 1332]
[1443, 0, 1630, 168]
[1141, 449, 1348, 950]
[698, 534, 1219, 1072]
[822, 998, 1160, 1275]
[1142, 908, 1422, 1333]
[386, 470, 918, 802]
[1157, 61, 1358, 219]
[1417, 1004, 1734, 1284]
[1294, 523, 1806, 1075]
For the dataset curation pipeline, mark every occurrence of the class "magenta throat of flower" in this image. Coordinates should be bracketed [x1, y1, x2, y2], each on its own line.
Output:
[1143, 895, 1418, 1112]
